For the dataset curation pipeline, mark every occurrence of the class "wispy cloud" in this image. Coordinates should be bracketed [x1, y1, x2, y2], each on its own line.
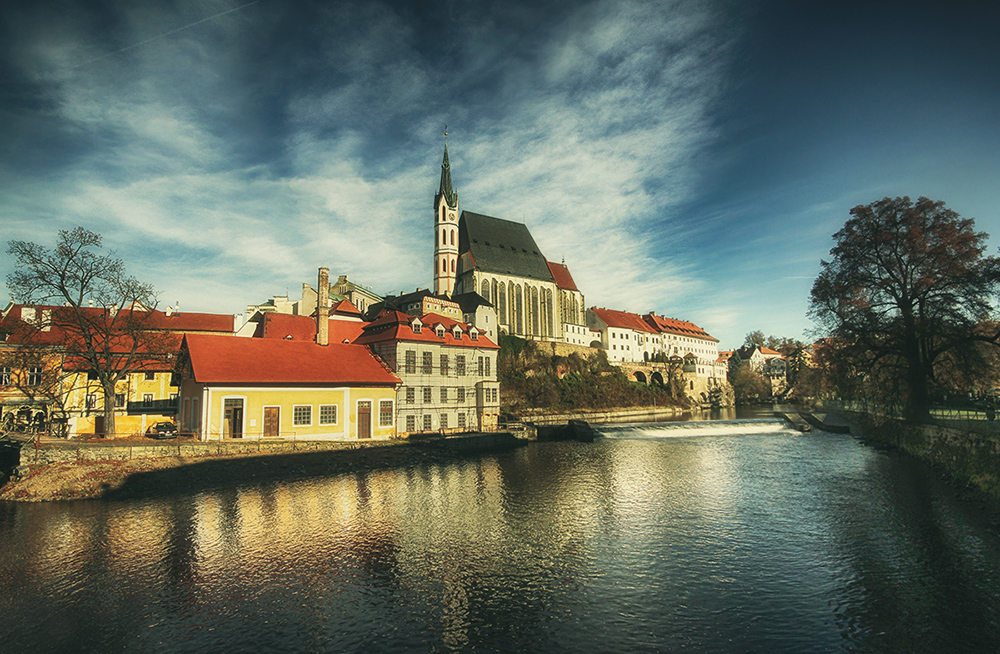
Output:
[1, 0, 732, 324]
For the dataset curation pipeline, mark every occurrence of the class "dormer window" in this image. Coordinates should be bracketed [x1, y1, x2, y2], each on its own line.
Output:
[435, 326, 445, 338]
[471, 330, 479, 341]
[412, 321, 422, 334]
[453, 327, 462, 339]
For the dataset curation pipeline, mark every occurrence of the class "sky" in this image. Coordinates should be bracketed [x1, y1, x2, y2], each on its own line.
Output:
[2, 0, 998, 348]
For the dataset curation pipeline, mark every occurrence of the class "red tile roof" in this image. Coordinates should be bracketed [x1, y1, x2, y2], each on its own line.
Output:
[590, 307, 659, 333]
[643, 314, 718, 342]
[183, 334, 400, 385]
[153, 311, 233, 333]
[355, 311, 499, 349]
[546, 260, 579, 292]
[257, 312, 366, 343]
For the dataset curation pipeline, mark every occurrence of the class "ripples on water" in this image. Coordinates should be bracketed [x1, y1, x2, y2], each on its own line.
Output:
[2, 421, 1000, 653]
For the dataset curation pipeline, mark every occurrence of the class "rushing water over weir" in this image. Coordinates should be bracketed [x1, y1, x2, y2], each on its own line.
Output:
[2, 420, 1000, 653]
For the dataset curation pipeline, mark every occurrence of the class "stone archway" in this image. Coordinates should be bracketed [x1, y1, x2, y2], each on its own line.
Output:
[650, 371, 664, 387]
[633, 371, 647, 384]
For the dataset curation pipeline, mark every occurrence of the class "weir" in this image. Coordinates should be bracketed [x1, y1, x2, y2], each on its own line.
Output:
[595, 418, 793, 439]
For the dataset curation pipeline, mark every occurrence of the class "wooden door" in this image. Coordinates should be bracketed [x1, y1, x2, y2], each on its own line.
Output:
[224, 399, 244, 439]
[263, 407, 280, 438]
[357, 401, 371, 439]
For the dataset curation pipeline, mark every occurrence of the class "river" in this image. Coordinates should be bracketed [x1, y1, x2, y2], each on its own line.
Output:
[2, 418, 1000, 653]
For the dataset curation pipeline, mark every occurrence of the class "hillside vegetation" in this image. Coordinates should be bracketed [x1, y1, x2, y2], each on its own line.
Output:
[498, 335, 690, 414]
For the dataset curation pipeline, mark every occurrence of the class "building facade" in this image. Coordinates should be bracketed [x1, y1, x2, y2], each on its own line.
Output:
[178, 334, 399, 441]
[355, 310, 501, 435]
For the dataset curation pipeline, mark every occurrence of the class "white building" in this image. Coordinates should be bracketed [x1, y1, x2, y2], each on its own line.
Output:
[354, 310, 501, 434]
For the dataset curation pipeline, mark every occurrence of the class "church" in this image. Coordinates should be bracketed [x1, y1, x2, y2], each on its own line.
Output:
[432, 144, 587, 343]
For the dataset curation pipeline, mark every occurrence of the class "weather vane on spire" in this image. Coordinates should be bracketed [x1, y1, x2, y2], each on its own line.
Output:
[444, 125, 448, 143]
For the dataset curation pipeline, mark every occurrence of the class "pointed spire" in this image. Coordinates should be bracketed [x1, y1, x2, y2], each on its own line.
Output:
[437, 131, 458, 208]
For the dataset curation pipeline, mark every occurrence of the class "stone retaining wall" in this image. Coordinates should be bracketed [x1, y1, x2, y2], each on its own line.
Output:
[20, 439, 379, 467]
[849, 413, 1000, 498]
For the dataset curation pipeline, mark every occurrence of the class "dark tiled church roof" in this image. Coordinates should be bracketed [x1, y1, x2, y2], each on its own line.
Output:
[459, 211, 555, 283]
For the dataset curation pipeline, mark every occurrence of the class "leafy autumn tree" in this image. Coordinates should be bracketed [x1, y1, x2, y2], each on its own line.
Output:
[730, 363, 770, 405]
[7, 227, 165, 437]
[809, 197, 1000, 419]
[743, 330, 765, 348]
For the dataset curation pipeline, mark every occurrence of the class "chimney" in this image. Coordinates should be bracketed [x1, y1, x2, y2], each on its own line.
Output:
[317, 266, 330, 346]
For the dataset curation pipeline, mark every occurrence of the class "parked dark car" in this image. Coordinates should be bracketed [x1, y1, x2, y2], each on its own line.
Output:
[147, 422, 178, 439]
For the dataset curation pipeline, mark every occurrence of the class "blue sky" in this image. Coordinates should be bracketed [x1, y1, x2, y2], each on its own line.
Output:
[2, 0, 998, 348]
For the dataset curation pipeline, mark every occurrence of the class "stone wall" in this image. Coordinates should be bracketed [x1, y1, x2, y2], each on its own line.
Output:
[19, 439, 377, 467]
[850, 413, 1000, 498]
[533, 340, 600, 358]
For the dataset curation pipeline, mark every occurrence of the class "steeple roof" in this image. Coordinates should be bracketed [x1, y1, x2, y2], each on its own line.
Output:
[436, 144, 458, 208]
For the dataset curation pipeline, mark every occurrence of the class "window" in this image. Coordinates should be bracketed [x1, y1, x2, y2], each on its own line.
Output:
[406, 415, 415, 431]
[412, 322, 422, 334]
[422, 352, 433, 374]
[441, 413, 448, 428]
[142, 393, 153, 408]
[423, 387, 432, 404]
[115, 393, 125, 408]
[144, 371, 155, 381]
[406, 387, 415, 404]
[320, 405, 338, 425]
[457, 387, 465, 403]
[27, 367, 41, 386]
[440, 387, 449, 403]
[458, 413, 466, 429]
[440, 354, 449, 376]
[471, 330, 478, 341]
[86, 394, 97, 410]
[423, 414, 432, 431]
[478, 356, 484, 376]
[1, 367, 10, 385]
[484, 357, 491, 376]
[379, 400, 393, 427]
[293, 405, 312, 426]
[405, 350, 416, 374]
[457, 356, 466, 376]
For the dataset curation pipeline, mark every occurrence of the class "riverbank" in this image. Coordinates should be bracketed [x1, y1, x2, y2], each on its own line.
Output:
[0, 434, 524, 502]
[839, 410, 1000, 499]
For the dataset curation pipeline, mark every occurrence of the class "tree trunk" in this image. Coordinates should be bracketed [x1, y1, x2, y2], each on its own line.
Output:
[102, 385, 117, 438]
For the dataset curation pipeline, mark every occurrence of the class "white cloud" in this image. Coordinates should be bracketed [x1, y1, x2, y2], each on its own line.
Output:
[2, 0, 735, 325]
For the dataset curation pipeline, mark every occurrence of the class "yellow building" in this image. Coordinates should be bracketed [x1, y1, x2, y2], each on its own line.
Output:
[178, 334, 400, 441]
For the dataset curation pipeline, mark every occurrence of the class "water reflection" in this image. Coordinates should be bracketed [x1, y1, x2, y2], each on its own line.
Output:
[1, 430, 1000, 652]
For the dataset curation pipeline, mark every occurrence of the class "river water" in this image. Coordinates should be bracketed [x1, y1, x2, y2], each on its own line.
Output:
[2, 419, 1000, 653]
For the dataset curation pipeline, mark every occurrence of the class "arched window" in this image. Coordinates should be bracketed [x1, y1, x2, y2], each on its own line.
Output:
[451, 230, 455, 246]
[544, 289, 554, 337]
[480, 279, 490, 300]
[514, 285, 523, 335]
[530, 287, 539, 336]
[451, 259, 455, 273]
[442, 259, 447, 273]
[498, 283, 507, 325]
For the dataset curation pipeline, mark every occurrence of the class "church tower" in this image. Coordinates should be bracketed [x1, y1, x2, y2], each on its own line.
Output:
[434, 140, 459, 297]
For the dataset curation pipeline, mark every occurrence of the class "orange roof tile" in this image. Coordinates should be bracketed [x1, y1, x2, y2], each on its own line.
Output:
[590, 307, 658, 333]
[355, 310, 499, 349]
[546, 260, 579, 292]
[183, 334, 400, 385]
[643, 314, 718, 342]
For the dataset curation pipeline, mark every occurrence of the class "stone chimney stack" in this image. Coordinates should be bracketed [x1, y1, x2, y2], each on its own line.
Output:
[317, 267, 330, 346]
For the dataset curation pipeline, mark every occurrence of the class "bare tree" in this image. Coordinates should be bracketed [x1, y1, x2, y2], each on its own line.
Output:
[7, 227, 165, 437]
